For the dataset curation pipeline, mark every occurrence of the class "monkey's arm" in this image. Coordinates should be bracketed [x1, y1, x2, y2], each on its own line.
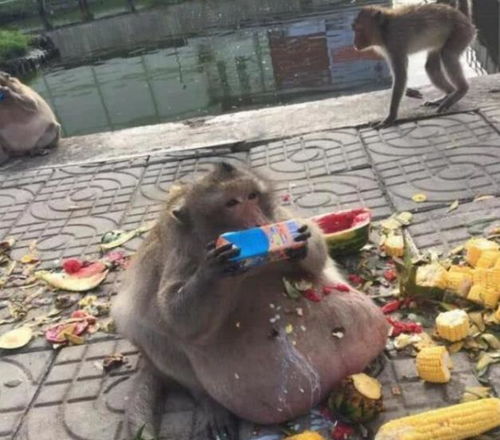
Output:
[160, 245, 242, 344]
[376, 54, 408, 128]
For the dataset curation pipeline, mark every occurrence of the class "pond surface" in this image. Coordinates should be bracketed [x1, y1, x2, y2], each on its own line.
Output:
[23, 0, 497, 137]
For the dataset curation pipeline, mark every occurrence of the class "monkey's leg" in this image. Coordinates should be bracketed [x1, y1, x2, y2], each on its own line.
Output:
[373, 55, 408, 128]
[125, 360, 166, 438]
[423, 51, 455, 107]
[437, 46, 469, 113]
[190, 392, 239, 440]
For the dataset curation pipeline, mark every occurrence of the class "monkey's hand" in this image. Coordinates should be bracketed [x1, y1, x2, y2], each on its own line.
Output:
[286, 224, 310, 260]
[0, 86, 12, 100]
[205, 242, 246, 277]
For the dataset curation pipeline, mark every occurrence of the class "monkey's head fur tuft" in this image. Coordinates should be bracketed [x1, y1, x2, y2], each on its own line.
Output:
[166, 163, 276, 242]
[352, 6, 387, 51]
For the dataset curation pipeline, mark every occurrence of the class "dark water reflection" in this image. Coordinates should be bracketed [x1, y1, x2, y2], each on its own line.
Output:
[24, 0, 497, 137]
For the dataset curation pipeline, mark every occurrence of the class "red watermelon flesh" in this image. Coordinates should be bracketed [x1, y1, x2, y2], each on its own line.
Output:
[313, 208, 371, 234]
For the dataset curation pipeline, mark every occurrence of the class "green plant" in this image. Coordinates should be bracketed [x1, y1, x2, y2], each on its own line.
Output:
[0, 30, 30, 62]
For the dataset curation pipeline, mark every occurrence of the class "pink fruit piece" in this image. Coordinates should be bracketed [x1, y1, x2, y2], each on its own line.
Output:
[303, 288, 322, 302]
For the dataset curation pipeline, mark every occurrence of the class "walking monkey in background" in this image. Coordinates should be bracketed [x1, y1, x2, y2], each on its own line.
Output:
[352, 1, 476, 127]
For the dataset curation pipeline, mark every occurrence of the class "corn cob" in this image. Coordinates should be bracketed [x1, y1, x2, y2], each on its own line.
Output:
[444, 272, 472, 297]
[375, 398, 500, 440]
[465, 238, 499, 266]
[416, 346, 451, 383]
[285, 431, 325, 440]
[467, 284, 499, 309]
[435, 310, 469, 342]
[448, 265, 472, 275]
[494, 258, 500, 270]
[472, 269, 500, 293]
[476, 251, 500, 269]
[384, 235, 404, 258]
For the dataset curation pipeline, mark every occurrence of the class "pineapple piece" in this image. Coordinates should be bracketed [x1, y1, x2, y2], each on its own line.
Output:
[328, 374, 384, 423]
[465, 238, 499, 266]
[445, 272, 472, 297]
[415, 263, 448, 290]
[351, 373, 382, 400]
[375, 398, 500, 440]
[384, 235, 404, 258]
[416, 346, 451, 383]
[435, 310, 469, 342]
[476, 251, 500, 269]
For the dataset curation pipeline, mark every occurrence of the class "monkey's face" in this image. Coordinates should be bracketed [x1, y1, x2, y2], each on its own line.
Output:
[204, 180, 274, 235]
[352, 9, 383, 51]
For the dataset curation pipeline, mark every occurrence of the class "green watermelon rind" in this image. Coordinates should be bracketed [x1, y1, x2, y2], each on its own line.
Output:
[313, 208, 371, 256]
[324, 224, 370, 256]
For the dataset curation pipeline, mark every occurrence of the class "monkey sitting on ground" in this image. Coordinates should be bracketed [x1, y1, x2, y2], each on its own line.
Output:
[352, 1, 476, 127]
[112, 162, 389, 439]
[0, 72, 61, 160]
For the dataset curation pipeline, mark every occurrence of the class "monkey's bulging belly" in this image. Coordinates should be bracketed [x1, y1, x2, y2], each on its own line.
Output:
[187, 276, 388, 425]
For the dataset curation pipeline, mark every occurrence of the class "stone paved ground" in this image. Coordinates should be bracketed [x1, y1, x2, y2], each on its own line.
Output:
[1, 109, 500, 440]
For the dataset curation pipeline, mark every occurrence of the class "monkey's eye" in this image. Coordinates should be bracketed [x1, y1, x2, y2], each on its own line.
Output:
[248, 192, 258, 200]
[226, 199, 239, 208]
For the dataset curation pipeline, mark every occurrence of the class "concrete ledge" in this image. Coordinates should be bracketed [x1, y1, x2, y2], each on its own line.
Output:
[2, 72, 500, 171]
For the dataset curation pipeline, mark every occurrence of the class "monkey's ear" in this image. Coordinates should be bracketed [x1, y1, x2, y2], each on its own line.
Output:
[216, 162, 235, 174]
[374, 10, 388, 27]
[170, 204, 189, 225]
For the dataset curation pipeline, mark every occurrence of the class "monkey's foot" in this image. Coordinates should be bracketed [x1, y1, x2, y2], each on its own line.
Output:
[405, 88, 423, 99]
[193, 396, 239, 440]
[424, 96, 447, 107]
[370, 117, 395, 129]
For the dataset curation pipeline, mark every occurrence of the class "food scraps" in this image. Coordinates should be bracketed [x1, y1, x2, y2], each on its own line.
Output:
[45, 310, 96, 346]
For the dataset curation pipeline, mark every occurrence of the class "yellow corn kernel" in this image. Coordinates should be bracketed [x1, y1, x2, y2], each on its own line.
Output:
[472, 269, 500, 293]
[445, 272, 472, 297]
[494, 258, 500, 270]
[435, 310, 469, 342]
[416, 346, 451, 383]
[285, 432, 326, 440]
[448, 265, 472, 275]
[375, 398, 500, 440]
[467, 284, 485, 304]
[476, 251, 500, 269]
[483, 289, 500, 309]
[384, 235, 404, 258]
[465, 238, 499, 266]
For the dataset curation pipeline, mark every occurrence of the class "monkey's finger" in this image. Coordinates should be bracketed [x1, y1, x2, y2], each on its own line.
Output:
[297, 224, 309, 233]
[206, 241, 216, 251]
[294, 232, 311, 242]
[216, 247, 240, 262]
[210, 243, 233, 256]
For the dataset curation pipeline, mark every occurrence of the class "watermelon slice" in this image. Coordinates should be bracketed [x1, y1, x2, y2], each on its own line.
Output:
[312, 208, 371, 255]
